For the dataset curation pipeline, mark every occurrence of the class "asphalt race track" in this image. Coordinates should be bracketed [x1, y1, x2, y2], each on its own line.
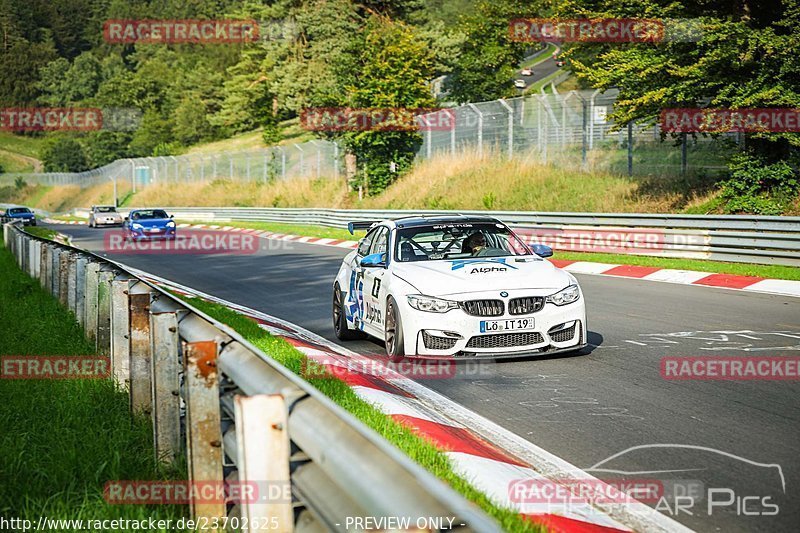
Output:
[49, 223, 800, 533]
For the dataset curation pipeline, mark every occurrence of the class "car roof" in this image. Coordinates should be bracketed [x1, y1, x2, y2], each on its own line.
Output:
[390, 214, 502, 229]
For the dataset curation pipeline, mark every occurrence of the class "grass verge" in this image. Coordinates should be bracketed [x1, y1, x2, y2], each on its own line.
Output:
[24, 226, 58, 240]
[181, 295, 540, 532]
[179, 219, 800, 281]
[0, 242, 187, 529]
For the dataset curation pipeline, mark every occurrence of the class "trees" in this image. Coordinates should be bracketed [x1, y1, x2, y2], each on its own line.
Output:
[42, 136, 88, 172]
[443, 0, 530, 104]
[555, 0, 800, 210]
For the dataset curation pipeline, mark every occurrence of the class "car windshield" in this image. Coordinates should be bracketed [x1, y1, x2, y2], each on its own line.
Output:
[96, 207, 116, 213]
[131, 210, 168, 220]
[395, 222, 530, 262]
[9, 208, 31, 214]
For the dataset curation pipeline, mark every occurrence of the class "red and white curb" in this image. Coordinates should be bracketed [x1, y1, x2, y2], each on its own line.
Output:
[126, 267, 692, 533]
[44, 218, 800, 298]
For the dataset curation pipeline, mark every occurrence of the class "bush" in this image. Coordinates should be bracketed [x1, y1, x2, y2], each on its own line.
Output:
[41, 137, 89, 172]
[14, 176, 26, 190]
[719, 154, 799, 215]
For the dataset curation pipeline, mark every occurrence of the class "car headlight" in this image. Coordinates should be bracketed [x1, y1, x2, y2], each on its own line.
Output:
[131, 223, 143, 230]
[407, 294, 459, 313]
[166, 221, 176, 228]
[546, 284, 581, 306]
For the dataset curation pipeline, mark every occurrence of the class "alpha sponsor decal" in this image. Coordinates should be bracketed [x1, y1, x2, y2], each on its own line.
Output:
[450, 258, 518, 271]
[469, 266, 508, 274]
[365, 302, 383, 325]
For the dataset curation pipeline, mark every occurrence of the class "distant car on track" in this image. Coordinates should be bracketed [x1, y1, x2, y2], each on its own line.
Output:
[332, 215, 587, 360]
[88, 205, 123, 227]
[520, 68, 533, 76]
[122, 209, 176, 241]
[2, 206, 36, 226]
[514, 79, 527, 89]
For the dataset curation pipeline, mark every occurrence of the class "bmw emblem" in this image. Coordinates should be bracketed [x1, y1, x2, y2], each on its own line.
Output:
[500, 291, 508, 297]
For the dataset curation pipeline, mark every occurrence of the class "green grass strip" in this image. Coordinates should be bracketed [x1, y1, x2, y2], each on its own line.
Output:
[0, 243, 188, 530]
[180, 296, 542, 532]
[182, 219, 800, 281]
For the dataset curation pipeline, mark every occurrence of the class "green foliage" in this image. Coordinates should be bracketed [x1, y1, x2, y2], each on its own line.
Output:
[41, 136, 88, 172]
[336, 15, 436, 194]
[443, 0, 530, 103]
[14, 176, 27, 189]
[720, 154, 799, 214]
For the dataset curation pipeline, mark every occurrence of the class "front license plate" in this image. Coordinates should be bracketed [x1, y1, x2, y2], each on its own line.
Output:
[148, 228, 161, 233]
[480, 318, 535, 333]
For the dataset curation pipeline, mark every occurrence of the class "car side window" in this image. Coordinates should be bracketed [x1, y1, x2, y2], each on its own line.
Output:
[369, 227, 389, 257]
[357, 229, 377, 256]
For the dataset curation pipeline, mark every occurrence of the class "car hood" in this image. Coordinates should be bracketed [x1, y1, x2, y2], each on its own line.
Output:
[130, 218, 171, 228]
[392, 256, 572, 296]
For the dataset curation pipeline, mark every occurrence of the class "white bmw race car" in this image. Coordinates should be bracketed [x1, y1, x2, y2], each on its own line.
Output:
[332, 215, 587, 360]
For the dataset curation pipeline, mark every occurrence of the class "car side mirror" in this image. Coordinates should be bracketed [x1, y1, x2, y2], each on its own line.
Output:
[124, 217, 129, 221]
[170, 214, 174, 218]
[359, 252, 386, 268]
[530, 244, 554, 258]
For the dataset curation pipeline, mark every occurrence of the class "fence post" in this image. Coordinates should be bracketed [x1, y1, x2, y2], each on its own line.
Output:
[681, 132, 688, 178]
[499, 99, 514, 159]
[39, 242, 49, 290]
[333, 142, 340, 180]
[151, 312, 181, 465]
[75, 256, 87, 326]
[235, 394, 293, 532]
[129, 285, 154, 414]
[581, 96, 588, 170]
[627, 122, 633, 177]
[467, 104, 483, 158]
[183, 341, 225, 522]
[295, 144, 305, 176]
[111, 278, 131, 390]
[280, 147, 287, 179]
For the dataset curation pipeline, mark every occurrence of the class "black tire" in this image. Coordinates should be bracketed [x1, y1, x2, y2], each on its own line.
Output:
[333, 283, 364, 341]
[384, 297, 405, 362]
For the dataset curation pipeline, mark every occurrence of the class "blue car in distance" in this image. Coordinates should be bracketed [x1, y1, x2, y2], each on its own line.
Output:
[1, 206, 36, 226]
[123, 209, 176, 241]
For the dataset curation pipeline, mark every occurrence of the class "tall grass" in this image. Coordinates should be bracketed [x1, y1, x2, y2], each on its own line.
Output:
[5, 153, 724, 214]
[0, 244, 187, 529]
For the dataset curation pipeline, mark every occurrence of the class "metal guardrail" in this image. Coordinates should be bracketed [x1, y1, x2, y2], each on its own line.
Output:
[69, 207, 800, 267]
[3, 221, 501, 533]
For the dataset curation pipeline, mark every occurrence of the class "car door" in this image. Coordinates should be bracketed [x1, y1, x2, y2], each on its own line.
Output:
[361, 226, 389, 337]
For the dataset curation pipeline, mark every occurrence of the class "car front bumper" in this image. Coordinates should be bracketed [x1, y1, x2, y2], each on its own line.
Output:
[399, 290, 587, 358]
[95, 217, 122, 226]
[127, 228, 177, 240]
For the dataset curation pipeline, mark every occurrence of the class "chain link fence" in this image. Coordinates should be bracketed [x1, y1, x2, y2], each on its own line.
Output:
[1, 140, 340, 189]
[2, 90, 745, 192]
[417, 89, 742, 179]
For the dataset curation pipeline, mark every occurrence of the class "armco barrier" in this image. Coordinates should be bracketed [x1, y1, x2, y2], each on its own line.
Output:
[3, 221, 501, 533]
[69, 207, 800, 266]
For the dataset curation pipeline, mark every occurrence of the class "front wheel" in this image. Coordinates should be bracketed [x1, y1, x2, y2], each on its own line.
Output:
[384, 297, 405, 362]
[333, 283, 364, 341]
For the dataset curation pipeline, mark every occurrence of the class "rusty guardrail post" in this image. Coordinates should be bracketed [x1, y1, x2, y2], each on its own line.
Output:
[67, 253, 78, 315]
[75, 256, 87, 327]
[129, 283, 153, 414]
[184, 340, 225, 525]
[235, 394, 293, 532]
[151, 312, 181, 465]
[51, 247, 61, 299]
[84, 262, 101, 344]
[96, 269, 114, 355]
[58, 250, 70, 307]
[40, 242, 50, 290]
[111, 278, 131, 389]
